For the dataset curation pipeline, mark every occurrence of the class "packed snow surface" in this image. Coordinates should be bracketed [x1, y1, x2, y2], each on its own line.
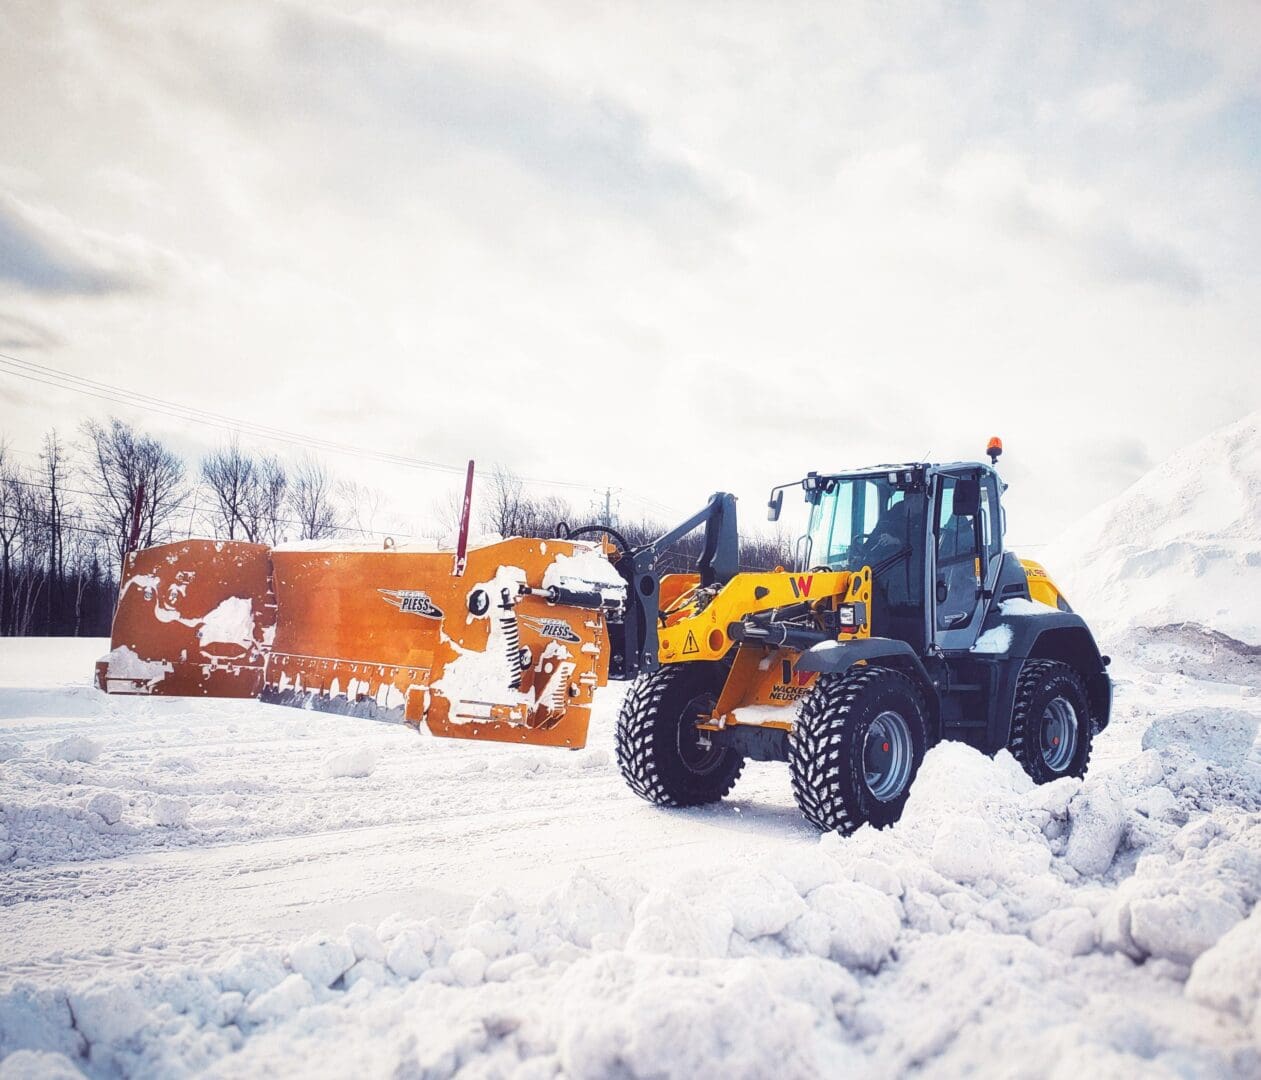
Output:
[1, 635, 1258, 1077]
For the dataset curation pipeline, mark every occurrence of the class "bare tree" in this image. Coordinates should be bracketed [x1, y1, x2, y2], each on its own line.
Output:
[40, 431, 68, 632]
[247, 455, 288, 544]
[290, 455, 342, 540]
[0, 439, 20, 634]
[81, 417, 187, 567]
[431, 483, 474, 542]
[339, 479, 387, 541]
[485, 465, 571, 539]
[200, 439, 257, 540]
[486, 465, 526, 537]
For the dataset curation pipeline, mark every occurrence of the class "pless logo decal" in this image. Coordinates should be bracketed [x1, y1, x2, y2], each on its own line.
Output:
[379, 589, 444, 619]
[521, 615, 581, 643]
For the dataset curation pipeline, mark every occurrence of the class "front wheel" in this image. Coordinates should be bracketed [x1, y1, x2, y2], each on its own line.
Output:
[616, 662, 744, 808]
[790, 667, 929, 833]
[1008, 659, 1093, 783]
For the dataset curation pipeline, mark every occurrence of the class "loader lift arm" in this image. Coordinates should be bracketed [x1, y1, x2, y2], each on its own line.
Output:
[614, 492, 739, 679]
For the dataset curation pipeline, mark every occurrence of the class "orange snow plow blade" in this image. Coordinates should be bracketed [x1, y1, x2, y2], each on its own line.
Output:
[96, 537, 625, 750]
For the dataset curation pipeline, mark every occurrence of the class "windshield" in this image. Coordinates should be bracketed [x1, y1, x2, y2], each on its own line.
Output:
[803, 475, 910, 572]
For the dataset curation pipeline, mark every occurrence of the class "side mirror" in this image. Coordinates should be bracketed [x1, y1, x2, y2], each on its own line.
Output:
[953, 478, 980, 517]
[767, 489, 784, 522]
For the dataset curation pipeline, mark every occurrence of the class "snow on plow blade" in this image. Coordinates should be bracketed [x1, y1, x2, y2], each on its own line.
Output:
[96, 537, 625, 749]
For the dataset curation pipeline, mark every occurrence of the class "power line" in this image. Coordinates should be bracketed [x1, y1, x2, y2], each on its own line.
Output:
[0, 353, 673, 510]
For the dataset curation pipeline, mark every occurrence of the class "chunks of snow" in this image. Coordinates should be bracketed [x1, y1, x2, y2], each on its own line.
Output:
[970, 624, 1013, 654]
[343, 923, 385, 964]
[447, 947, 488, 987]
[87, 792, 124, 825]
[807, 881, 902, 970]
[287, 933, 355, 988]
[1064, 780, 1125, 876]
[625, 889, 732, 959]
[0, 1051, 85, 1079]
[542, 547, 627, 602]
[1141, 707, 1258, 768]
[931, 816, 995, 882]
[66, 981, 148, 1046]
[998, 598, 1059, 616]
[385, 928, 434, 980]
[1185, 908, 1261, 1021]
[1128, 891, 1243, 966]
[45, 736, 100, 763]
[321, 746, 377, 779]
[543, 867, 640, 950]
[150, 796, 190, 828]
[196, 596, 256, 650]
[98, 645, 172, 686]
[0, 985, 83, 1060]
[1029, 907, 1097, 956]
[245, 974, 315, 1023]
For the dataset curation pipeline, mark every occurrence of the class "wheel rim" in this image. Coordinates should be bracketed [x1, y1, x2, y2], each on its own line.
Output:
[1040, 696, 1078, 772]
[676, 692, 723, 775]
[863, 710, 914, 802]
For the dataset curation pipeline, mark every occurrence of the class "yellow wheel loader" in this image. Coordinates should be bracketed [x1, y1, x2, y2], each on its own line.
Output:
[604, 440, 1112, 832]
[96, 443, 1110, 834]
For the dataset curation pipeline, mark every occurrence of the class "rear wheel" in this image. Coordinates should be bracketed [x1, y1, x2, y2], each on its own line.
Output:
[1008, 659, 1092, 783]
[616, 662, 744, 807]
[790, 667, 929, 833]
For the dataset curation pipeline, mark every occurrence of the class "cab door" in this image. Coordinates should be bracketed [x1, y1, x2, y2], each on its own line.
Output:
[931, 470, 996, 651]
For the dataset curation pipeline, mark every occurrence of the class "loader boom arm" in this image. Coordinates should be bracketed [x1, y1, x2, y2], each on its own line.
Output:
[618, 492, 739, 679]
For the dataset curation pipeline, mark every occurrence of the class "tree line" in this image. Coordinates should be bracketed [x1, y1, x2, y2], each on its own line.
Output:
[0, 417, 794, 638]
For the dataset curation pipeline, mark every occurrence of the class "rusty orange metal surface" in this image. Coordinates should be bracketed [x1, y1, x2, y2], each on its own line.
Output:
[95, 540, 273, 698]
[97, 536, 617, 750]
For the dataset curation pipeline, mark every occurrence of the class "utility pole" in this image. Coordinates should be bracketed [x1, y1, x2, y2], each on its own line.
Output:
[595, 486, 621, 528]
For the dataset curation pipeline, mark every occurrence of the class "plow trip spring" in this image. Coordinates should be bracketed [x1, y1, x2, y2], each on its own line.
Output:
[96, 537, 627, 749]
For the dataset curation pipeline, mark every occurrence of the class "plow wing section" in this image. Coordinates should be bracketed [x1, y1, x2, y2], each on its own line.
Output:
[97, 537, 625, 749]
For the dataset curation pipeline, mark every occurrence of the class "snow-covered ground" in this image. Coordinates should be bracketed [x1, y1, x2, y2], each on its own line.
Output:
[1, 634, 1258, 1078]
[2, 414, 1261, 1078]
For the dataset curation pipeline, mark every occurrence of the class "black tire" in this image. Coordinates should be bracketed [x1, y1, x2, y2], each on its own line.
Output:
[616, 662, 744, 808]
[790, 666, 929, 833]
[1008, 659, 1093, 783]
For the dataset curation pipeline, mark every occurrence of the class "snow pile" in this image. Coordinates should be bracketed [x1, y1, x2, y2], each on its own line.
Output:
[1044, 408, 1261, 646]
[542, 546, 627, 604]
[44, 736, 101, 764]
[96, 646, 172, 689]
[2, 696, 1257, 1076]
[149, 796, 190, 828]
[321, 747, 377, 779]
[196, 597, 256, 652]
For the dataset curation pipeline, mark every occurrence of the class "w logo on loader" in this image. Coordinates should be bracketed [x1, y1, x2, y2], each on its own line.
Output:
[788, 574, 814, 599]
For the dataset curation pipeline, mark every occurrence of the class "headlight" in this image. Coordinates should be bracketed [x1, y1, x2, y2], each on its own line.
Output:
[837, 602, 867, 631]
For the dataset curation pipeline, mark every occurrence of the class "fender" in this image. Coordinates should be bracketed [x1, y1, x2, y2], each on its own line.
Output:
[977, 605, 1113, 752]
[796, 636, 940, 732]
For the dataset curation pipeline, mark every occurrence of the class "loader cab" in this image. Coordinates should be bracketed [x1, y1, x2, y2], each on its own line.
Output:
[800, 466, 931, 652]
[797, 462, 1004, 655]
[930, 464, 1004, 652]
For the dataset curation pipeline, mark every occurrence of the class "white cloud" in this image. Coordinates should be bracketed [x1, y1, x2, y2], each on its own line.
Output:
[0, 0, 1257, 546]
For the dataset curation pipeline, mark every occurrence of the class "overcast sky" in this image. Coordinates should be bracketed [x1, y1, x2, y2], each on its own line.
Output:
[1, 1, 1258, 547]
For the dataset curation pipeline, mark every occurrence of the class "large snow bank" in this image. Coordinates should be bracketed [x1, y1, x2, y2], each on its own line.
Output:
[1044, 409, 1261, 646]
[2, 694, 1256, 1076]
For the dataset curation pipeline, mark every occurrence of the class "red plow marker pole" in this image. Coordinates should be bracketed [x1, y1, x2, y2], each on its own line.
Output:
[452, 459, 475, 577]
